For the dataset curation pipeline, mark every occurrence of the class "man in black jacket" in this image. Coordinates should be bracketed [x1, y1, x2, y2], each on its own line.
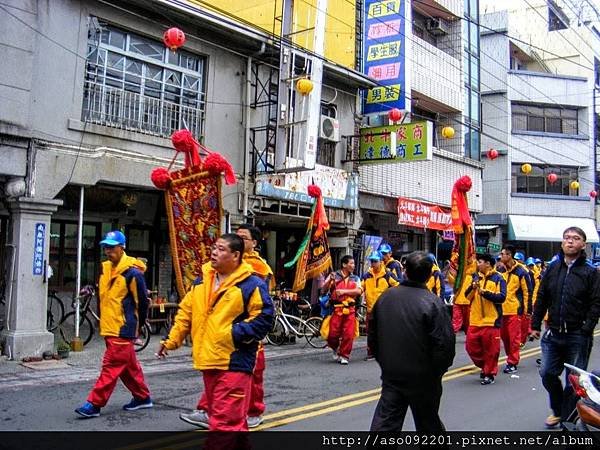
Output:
[530, 226, 600, 428]
[368, 251, 455, 433]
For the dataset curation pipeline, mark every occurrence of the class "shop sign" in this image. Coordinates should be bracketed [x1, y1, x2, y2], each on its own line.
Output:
[397, 197, 451, 231]
[255, 167, 358, 210]
[33, 223, 45, 276]
[362, 0, 407, 114]
[359, 122, 432, 163]
[442, 230, 455, 241]
[487, 242, 501, 252]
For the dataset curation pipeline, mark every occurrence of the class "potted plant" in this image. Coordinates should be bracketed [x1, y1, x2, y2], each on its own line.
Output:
[56, 341, 70, 359]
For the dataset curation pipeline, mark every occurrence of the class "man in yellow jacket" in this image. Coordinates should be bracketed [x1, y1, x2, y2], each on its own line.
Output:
[464, 254, 507, 385]
[361, 251, 398, 360]
[75, 230, 152, 418]
[426, 254, 446, 299]
[157, 233, 274, 431]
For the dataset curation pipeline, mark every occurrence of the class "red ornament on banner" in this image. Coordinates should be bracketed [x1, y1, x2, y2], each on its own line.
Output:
[547, 173, 558, 184]
[388, 108, 403, 123]
[487, 149, 498, 160]
[163, 27, 186, 51]
[590, 190, 598, 198]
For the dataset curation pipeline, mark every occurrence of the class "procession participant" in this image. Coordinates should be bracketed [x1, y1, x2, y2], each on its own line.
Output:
[379, 244, 403, 282]
[426, 253, 446, 300]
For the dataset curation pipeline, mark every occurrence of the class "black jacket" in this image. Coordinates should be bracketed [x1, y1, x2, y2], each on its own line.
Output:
[368, 280, 455, 382]
[531, 252, 600, 335]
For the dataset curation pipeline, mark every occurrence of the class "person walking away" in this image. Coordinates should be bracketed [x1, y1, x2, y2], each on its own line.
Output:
[157, 234, 274, 431]
[530, 227, 600, 428]
[75, 231, 152, 418]
[361, 251, 398, 361]
[464, 254, 506, 385]
[451, 264, 475, 334]
[321, 255, 362, 365]
[426, 253, 446, 300]
[498, 244, 531, 374]
[379, 244, 403, 282]
[368, 251, 455, 433]
[181, 225, 274, 429]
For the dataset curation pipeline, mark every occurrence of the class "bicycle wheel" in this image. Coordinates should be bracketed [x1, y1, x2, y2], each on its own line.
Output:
[60, 312, 94, 345]
[134, 323, 151, 352]
[47, 294, 65, 332]
[266, 317, 286, 346]
[304, 316, 327, 348]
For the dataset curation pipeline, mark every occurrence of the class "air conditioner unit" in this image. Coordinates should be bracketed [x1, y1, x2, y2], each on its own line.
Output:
[319, 116, 340, 142]
[426, 18, 449, 36]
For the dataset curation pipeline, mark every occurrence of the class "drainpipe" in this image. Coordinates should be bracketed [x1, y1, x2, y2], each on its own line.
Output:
[71, 185, 85, 351]
[243, 43, 266, 222]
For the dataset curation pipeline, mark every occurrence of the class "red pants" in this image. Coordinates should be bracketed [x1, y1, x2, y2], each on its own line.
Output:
[327, 310, 355, 359]
[88, 337, 150, 407]
[452, 304, 470, 333]
[202, 369, 252, 431]
[465, 326, 501, 376]
[198, 347, 265, 417]
[520, 314, 531, 345]
[501, 315, 521, 366]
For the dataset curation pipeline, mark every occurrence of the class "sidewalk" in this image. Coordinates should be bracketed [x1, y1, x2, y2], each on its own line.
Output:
[0, 333, 367, 391]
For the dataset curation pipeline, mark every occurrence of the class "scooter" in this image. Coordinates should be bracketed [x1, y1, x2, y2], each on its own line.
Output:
[563, 363, 600, 436]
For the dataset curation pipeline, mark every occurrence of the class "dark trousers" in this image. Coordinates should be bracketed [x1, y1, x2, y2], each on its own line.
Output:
[539, 329, 592, 420]
[370, 377, 445, 433]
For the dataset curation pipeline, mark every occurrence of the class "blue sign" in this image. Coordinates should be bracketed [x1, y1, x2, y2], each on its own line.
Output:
[33, 223, 45, 276]
[362, 0, 406, 114]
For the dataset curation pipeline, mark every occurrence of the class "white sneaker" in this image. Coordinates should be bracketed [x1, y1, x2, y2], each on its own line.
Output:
[332, 350, 340, 361]
[247, 415, 264, 428]
[179, 409, 209, 429]
[339, 357, 349, 365]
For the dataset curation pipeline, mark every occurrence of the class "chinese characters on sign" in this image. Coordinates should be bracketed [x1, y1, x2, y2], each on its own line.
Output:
[397, 197, 452, 231]
[362, 0, 406, 114]
[33, 223, 45, 276]
[359, 121, 433, 163]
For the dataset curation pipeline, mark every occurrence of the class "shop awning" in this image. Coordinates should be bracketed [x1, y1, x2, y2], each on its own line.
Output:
[508, 215, 599, 243]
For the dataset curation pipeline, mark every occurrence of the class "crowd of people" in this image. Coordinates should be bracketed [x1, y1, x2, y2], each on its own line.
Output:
[74, 225, 600, 434]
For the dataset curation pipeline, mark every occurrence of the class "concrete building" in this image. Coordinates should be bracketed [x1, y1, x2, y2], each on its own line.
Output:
[479, 0, 600, 260]
[0, 0, 371, 358]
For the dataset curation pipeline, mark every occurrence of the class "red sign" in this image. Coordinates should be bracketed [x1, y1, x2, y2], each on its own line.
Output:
[397, 197, 452, 231]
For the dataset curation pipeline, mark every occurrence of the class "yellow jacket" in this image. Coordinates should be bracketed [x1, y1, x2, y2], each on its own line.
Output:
[98, 253, 148, 339]
[361, 267, 399, 313]
[426, 264, 445, 298]
[465, 270, 506, 327]
[500, 262, 531, 316]
[529, 266, 541, 307]
[162, 262, 274, 373]
[452, 261, 478, 306]
[244, 250, 275, 290]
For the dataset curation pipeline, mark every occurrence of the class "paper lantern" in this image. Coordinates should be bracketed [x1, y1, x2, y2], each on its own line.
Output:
[441, 126, 455, 139]
[296, 78, 313, 95]
[590, 190, 597, 198]
[388, 108, 403, 123]
[547, 173, 558, 184]
[163, 27, 186, 51]
[570, 180, 580, 190]
[487, 149, 499, 160]
[521, 163, 532, 174]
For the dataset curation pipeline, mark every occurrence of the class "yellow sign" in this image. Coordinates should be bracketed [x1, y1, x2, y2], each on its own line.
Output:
[366, 41, 401, 61]
[366, 84, 401, 104]
[368, 0, 400, 18]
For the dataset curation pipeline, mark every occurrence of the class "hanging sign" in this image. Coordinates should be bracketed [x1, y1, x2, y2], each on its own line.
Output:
[359, 121, 432, 163]
[397, 197, 451, 231]
[33, 223, 45, 276]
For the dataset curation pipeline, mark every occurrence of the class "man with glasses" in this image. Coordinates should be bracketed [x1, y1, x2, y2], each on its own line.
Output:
[530, 227, 600, 428]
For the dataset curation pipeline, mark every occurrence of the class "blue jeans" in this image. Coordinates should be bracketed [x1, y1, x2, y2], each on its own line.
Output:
[539, 329, 592, 419]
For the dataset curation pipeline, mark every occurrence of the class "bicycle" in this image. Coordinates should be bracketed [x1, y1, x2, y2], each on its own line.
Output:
[266, 297, 325, 348]
[59, 285, 151, 352]
[47, 289, 65, 332]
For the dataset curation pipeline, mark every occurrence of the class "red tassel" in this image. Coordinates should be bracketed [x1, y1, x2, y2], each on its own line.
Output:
[150, 167, 172, 189]
[171, 129, 201, 168]
[307, 184, 322, 198]
[204, 153, 236, 185]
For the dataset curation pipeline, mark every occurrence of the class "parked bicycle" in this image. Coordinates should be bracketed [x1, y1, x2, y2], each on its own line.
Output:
[266, 297, 325, 348]
[47, 289, 65, 332]
[59, 285, 150, 352]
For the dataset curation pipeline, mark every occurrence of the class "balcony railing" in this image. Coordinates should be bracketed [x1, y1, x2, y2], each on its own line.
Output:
[82, 81, 204, 139]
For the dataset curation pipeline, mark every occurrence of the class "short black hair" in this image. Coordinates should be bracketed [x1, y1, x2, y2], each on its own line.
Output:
[237, 223, 261, 242]
[404, 251, 433, 284]
[220, 233, 245, 263]
[563, 226, 587, 242]
[341, 255, 354, 266]
[501, 244, 516, 257]
[476, 253, 495, 266]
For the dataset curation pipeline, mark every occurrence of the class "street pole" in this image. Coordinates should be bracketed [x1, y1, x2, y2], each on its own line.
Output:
[71, 185, 84, 351]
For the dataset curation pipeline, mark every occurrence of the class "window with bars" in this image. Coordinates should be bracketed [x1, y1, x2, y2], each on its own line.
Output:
[511, 103, 578, 135]
[83, 20, 207, 139]
[511, 163, 579, 196]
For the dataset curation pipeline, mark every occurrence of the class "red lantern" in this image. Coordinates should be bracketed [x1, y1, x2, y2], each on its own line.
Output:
[163, 27, 186, 51]
[547, 173, 558, 184]
[590, 190, 598, 198]
[388, 108, 403, 123]
[487, 149, 498, 160]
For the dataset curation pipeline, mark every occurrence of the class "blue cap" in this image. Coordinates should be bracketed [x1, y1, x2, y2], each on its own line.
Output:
[427, 253, 436, 263]
[495, 254, 501, 261]
[534, 258, 542, 264]
[100, 230, 126, 247]
[379, 243, 392, 254]
[525, 257, 535, 266]
[514, 252, 525, 261]
[368, 251, 382, 262]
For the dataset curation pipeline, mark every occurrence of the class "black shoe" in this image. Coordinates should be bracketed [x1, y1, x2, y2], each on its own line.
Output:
[503, 364, 518, 374]
[481, 376, 495, 385]
[479, 371, 485, 379]
[536, 358, 542, 367]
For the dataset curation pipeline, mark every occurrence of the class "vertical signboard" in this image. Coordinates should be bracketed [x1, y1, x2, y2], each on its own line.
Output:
[33, 223, 45, 276]
[362, 0, 406, 114]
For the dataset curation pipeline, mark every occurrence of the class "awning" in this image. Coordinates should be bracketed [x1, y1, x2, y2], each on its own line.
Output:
[508, 215, 599, 243]
[475, 225, 499, 231]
